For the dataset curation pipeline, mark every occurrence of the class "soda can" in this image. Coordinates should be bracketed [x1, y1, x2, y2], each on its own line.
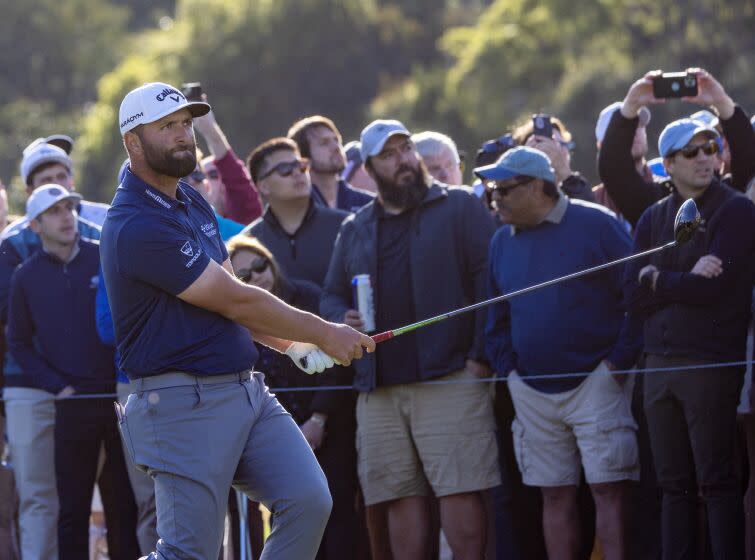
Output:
[351, 274, 376, 333]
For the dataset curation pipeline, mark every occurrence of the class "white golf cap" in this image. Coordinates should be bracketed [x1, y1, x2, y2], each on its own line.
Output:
[359, 119, 411, 161]
[595, 101, 651, 144]
[26, 184, 82, 221]
[20, 143, 73, 186]
[118, 82, 211, 136]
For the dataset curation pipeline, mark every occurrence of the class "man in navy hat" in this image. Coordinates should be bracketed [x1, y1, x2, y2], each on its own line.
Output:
[482, 146, 642, 559]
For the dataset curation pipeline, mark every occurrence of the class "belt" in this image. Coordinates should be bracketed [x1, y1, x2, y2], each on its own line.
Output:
[133, 370, 253, 392]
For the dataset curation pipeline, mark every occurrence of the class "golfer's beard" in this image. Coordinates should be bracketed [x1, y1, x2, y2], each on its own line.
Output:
[376, 165, 429, 210]
[143, 141, 197, 179]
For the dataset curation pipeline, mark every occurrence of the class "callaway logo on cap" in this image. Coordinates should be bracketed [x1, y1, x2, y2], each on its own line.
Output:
[118, 82, 211, 136]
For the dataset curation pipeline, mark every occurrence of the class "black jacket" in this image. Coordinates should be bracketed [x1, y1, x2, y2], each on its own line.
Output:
[599, 105, 755, 227]
[625, 180, 755, 362]
[321, 183, 495, 392]
[244, 198, 349, 286]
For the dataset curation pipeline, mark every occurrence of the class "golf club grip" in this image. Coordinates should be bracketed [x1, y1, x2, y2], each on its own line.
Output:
[372, 331, 394, 343]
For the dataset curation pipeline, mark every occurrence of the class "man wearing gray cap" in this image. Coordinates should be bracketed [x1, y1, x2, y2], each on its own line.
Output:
[481, 146, 642, 559]
[321, 119, 499, 560]
[102, 82, 373, 559]
[625, 114, 755, 558]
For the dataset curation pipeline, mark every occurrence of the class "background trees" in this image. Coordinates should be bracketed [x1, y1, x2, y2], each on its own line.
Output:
[2, 0, 752, 208]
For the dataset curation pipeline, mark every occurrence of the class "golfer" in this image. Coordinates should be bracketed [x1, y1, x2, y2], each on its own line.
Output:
[101, 82, 374, 560]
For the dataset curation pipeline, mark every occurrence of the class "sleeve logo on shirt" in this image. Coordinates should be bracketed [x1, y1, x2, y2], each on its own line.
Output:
[200, 222, 218, 238]
[180, 241, 194, 257]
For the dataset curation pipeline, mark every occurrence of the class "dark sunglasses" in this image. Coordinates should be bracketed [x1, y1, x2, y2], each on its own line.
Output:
[485, 176, 533, 197]
[674, 139, 719, 159]
[238, 256, 270, 283]
[259, 158, 310, 181]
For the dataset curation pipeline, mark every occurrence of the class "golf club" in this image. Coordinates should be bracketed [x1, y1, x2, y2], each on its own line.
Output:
[301, 199, 700, 367]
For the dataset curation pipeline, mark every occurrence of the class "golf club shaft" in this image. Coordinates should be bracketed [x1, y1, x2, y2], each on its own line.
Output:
[370, 240, 676, 343]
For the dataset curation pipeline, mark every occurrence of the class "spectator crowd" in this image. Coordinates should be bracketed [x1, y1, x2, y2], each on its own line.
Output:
[1, 67, 755, 560]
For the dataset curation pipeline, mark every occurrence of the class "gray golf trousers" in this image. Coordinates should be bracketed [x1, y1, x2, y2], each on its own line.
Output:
[118, 370, 332, 560]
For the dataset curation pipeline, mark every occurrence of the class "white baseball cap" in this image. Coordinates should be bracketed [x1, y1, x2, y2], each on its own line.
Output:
[359, 119, 411, 161]
[20, 143, 73, 186]
[595, 101, 651, 144]
[26, 184, 82, 221]
[118, 82, 211, 136]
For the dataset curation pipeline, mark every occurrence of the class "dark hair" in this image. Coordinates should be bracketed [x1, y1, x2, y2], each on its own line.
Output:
[512, 116, 572, 145]
[225, 235, 283, 295]
[27, 161, 71, 187]
[246, 137, 300, 184]
[287, 116, 341, 159]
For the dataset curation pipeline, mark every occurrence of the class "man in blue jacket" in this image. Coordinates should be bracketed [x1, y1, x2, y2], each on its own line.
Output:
[482, 147, 642, 560]
[7, 185, 138, 559]
[321, 119, 499, 560]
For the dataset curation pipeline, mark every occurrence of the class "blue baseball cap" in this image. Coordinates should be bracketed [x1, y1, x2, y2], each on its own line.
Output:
[359, 119, 411, 161]
[647, 157, 668, 180]
[658, 118, 719, 158]
[474, 146, 556, 183]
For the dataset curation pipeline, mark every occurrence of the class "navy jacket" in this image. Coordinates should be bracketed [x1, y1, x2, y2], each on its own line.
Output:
[244, 199, 349, 286]
[321, 183, 495, 392]
[625, 181, 755, 362]
[8, 240, 115, 394]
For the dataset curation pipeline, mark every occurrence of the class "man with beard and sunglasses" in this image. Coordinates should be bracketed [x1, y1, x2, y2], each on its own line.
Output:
[321, 119, 500, 560]
[102, 82, 374, 560]
[624, 117, 755, 559]
[243, 137, 350, 287]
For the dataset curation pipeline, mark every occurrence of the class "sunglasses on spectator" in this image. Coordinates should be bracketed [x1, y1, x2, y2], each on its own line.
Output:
[237, 256, 270, 283]
[183, 169, 206, 183]
[485, 176, 534, 197]
[673, 139, 719, 159]
[259, 158, 310, 180]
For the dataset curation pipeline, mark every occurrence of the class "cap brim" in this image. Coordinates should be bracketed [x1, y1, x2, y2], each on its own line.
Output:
[45, 134, 74, 155]
[366, 130, 410, 158]
[664, 126, 719, 157]
[28, 193, 83, 220]
[473, 164, 518, 181]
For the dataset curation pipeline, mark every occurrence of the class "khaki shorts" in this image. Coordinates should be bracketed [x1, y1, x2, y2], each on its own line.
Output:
[356, 369, 501, 506]
[508, 362, 639, 487]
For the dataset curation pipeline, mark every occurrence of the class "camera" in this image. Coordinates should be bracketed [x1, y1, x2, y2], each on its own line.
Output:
[532, 114, 553, 138]
[652, 72, 698, 99]
[181, 82, 203, 102]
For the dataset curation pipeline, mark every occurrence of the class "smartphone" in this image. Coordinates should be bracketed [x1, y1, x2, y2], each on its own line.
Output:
[652, 72, 698, 99]
[181, 82, 203, 102]
[532, 114, 553, 138]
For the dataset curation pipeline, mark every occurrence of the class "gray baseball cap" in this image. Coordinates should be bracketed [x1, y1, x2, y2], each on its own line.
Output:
[359, 119, 411, 161]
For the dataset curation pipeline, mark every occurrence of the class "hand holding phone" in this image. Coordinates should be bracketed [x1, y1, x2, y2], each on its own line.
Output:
[532, 114, 553, 138]
[652, 72, 698, 99]
[181, 82, 204, 102]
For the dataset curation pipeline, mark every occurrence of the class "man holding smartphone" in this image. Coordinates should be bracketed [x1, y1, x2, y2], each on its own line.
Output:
[598, 68, 755, 226]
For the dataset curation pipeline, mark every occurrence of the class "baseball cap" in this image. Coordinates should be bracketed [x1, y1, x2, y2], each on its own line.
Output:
[20, 143, 73, 186]
[26, 184, 82, 221]
[595, 102, 651, 144]
[658, 118, 719, 158]
[647, 157, 668, 180]
[359, 119, 411, 161]
[474, 146, 556, 183]
[118, 82, 211, 135]
[689, 110, 719, 129]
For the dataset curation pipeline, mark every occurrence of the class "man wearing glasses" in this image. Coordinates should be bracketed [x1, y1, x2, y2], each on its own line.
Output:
[625, 117, 755, 559]
[243, 137, 349, 287]
[481, 147, 642, 559]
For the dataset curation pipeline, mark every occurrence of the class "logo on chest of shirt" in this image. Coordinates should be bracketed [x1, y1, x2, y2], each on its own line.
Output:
[200, 222, 218, 238]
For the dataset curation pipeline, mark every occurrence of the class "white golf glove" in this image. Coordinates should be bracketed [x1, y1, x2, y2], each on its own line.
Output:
[285, 342, 335, 375]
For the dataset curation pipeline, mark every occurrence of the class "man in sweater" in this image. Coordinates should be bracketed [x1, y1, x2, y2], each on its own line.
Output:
[243, 137, 349, 286]
[625, 118, 755, 559]
[482, 147, 642, 560]
[7, 185, 138, 559]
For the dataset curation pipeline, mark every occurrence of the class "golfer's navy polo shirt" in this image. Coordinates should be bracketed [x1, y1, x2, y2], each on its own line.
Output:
[100, 168, 258, 379]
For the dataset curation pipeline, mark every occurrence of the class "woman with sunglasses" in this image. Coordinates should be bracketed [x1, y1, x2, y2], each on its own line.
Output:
[226, 235, 360, 559]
